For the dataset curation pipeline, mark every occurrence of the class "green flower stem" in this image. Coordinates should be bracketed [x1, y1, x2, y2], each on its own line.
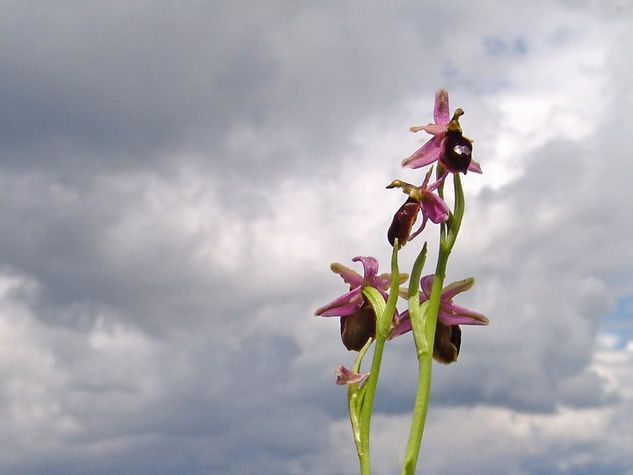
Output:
[355, 242, 401, 475]
[401, 249, 447, 475]
[348, 337, 374, 461]
[401, 174, 465, 474]
[446, 173, 465, 248]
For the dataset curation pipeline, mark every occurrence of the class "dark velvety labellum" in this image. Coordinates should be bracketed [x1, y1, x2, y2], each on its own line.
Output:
[340, 301, 376, 351]
[441, 131, 472, 173]
[433, 322, 462, 364]
[387, 198, 419, 247]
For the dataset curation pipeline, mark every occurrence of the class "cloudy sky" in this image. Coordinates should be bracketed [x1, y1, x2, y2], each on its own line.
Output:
[1, 1, 633, 474]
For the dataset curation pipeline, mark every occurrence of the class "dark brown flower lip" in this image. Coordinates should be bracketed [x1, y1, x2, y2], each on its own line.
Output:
[441, 130, 472, 174]
[340, 300, 376, 351]
[387, 197, 419, 247]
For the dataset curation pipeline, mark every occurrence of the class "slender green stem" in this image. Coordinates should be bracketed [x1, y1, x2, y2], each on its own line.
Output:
[354, 242, 401, 475]
[401, 174, 465, 474]
[348, 337, 374, 460]
[356, 288, 387, 474]
[401, 248, 449, 474]
[359, 328, 386, 474]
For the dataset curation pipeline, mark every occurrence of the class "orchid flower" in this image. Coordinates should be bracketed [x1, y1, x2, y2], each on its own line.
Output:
[335, 364, 369, 385]
[402, 89, 482, 175]
[388, 275, 488, 363]
[386, 167, 450, 246]
[315, 256, 408, 351]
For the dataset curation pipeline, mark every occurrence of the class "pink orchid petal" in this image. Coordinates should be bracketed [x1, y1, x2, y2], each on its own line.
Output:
[426, 174, 446, 192]
[434, 89, 450, 125]
[401, 135, 442, 169]
[419, 123, 445, 135]
[467, 159, 483, 174]
[330, 263, 363, 288]
[352, 256, 379, 283]
[387, 311, 412, 340]
[420, 192, 450, 224]
[441, 278, 474, 299]
[407, 214, 428, 242]
[439, 301, 489, 325]
[335, 364, 369, 385]
[374, 272, 408, 289]
[421, 167, 433, 188]
[315, 288, 362, 316]
[420, 275, 435, 298]
[373, 272, 394, 290]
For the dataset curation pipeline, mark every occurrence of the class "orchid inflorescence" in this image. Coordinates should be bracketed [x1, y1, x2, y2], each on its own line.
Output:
[314, 90, 488, 474]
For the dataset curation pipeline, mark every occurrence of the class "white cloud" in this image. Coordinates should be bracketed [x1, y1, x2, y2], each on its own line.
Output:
[1, 0, 633, 473]
[308, 338, 633, 474]
[0, 272, 151, 462]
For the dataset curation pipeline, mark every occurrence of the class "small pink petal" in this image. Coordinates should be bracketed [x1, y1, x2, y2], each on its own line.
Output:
[467, 159, 483, 174]
[373, 272, 408, 289]
[407, 214, 428, 242]
[373, 273, 394, 289]
[330, 263, 363, 288]
[426, 174, 447, 192]
[441, 278, 474, 300]
[315, 288, 363, 316]
[420, 191, 450, 224]
[434, 89, 450, 125]
[420, 275, 435, 298]
[439, 302, 489, 325]
[387, 311, 412, 339]
[419, 123, 446, 135]
[420, 167, 434, 188]
[352, 256, 379, 282]
[402, 136, 442, 169]
[335, 364, 369, 385]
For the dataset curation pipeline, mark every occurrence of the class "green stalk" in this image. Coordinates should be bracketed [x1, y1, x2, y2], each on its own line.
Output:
[355, 242, 402, 474]
[401, 174, 465, 474]
[401, 246, 448, 474]
[348, 337, 374, 461]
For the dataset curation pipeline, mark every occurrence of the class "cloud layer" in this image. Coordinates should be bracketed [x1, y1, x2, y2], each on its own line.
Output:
[1, 1, 632, 473]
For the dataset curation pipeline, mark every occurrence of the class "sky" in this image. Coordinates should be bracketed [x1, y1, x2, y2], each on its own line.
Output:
[1, 1, 633, 474]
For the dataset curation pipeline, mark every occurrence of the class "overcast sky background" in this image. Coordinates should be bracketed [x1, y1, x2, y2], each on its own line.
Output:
[1, 1, 633, 474]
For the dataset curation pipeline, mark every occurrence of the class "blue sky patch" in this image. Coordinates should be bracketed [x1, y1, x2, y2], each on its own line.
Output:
[599, 295, 633, 349]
